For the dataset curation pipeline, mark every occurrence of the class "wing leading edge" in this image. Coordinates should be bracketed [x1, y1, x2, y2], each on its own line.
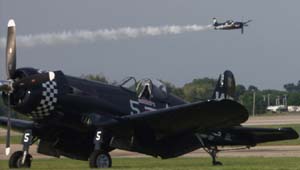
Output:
[0, 116, 34, 132]
[121, 99, 249, 137]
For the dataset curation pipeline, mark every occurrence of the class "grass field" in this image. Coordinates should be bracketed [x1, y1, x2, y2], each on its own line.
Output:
[0, 123, 300, 170]
[0, 135, 22, 144]
[1, 157, 300, 170]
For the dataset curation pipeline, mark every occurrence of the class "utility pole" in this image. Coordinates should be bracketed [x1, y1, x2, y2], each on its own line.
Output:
[276, 96, 280, 105]
[267, 94, 270, 106]
[284, 94, 288, 107]
[252, 91, 256, 117]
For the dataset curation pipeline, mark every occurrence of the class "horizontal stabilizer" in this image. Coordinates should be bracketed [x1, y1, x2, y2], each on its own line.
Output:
[204, 126, 299, 146]
[237, 127, 299, 144]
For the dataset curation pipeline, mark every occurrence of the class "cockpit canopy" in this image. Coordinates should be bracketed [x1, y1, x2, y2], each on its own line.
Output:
[226, 20, 234, 24]
[119, 77, 168, 101]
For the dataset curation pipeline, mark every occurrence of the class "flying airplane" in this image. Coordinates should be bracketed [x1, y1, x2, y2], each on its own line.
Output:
[213, 18, 252, 34]
[0, 19, 298, 169]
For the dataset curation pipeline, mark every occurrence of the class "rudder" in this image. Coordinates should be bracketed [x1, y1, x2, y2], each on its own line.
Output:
[212, 70, 236, 100]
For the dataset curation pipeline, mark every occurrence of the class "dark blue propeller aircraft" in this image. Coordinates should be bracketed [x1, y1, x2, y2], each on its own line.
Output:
[213, 18, 252, 34]
[0, 19, 298, 169]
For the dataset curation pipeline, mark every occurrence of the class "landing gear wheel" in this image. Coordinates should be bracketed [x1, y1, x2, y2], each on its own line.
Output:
[9, 151, 32, 168]
[209, 147, 223, 166]
[89, 151, 112, 168]
[213, 161, 223, 166]
[201, 145, 223, 166]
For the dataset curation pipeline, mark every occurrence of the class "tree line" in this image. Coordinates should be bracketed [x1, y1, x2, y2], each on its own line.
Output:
[1, 73, 300, 116]
[81, 74, 300, 115]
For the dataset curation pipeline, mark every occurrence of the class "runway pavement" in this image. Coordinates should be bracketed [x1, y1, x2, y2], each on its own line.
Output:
[1, 145, 300, 160]
[110, 145, 300, 158]
[243, 114, 300, 126]
[0, 114, 300, 160]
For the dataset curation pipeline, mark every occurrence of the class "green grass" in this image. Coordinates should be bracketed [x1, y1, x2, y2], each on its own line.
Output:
[0, 135, 22, 144]
[1, 157, 300, 170]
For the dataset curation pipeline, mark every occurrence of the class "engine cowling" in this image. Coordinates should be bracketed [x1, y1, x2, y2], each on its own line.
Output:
[2, 68, 65, 120]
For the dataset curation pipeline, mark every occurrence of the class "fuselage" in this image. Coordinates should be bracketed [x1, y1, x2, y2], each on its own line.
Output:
[2, 68, 187, 159]
[1, 68, 260, 161]
[214, 22, 243, 30]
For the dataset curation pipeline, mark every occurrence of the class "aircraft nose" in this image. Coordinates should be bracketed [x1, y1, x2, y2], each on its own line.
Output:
[7, 71, 59, 120]
[29, 72, 58, 119]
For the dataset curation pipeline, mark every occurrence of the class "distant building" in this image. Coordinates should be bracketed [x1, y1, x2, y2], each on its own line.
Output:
[287, 106, 300, 112]
[266, 105, 287, 113]
[267, 105, 300, 113]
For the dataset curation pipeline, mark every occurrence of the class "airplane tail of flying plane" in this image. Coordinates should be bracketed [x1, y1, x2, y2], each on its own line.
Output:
[243, 20, 252, 26]
[212, 18, 218, 27]
[241, 20, 252, 34]
[212, 70, 236, 100]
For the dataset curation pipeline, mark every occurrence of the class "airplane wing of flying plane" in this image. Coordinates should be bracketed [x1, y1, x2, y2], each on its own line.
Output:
[213, 18, 252, 34]
[0, 19, 298, 169]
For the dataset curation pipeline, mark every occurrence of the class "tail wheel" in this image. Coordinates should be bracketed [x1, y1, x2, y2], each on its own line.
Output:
[89, 150, 112, 168]
[9, 151, 32, 169]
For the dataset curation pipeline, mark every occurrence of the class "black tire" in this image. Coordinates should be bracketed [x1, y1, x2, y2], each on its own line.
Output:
[213, 161, 223, 166]
[89, 151, 112, 168]
[9, 151, 32, 168]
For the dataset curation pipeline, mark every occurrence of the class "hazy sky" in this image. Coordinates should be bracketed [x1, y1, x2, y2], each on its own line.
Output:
[0, 0, 300, 90]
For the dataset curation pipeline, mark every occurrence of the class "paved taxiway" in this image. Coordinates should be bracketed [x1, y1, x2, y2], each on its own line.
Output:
[0, 114, 300, 160]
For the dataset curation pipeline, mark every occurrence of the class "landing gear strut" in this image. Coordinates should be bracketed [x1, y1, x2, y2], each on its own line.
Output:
[206, 146, 222, 166]
[195, 134, 223, 166]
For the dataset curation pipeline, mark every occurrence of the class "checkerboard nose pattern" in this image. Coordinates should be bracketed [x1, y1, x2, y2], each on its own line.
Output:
[31, 80, 58, 119]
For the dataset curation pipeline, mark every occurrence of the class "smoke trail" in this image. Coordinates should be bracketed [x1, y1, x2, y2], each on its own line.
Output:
[0, 24, 212, 48]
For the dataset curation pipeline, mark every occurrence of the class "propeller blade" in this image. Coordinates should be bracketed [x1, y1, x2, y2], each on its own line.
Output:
[4, 19, 16, 156]
[241, 27, 244, 34]
[6, 19, 17, 79]
[5, 94, 11, 156]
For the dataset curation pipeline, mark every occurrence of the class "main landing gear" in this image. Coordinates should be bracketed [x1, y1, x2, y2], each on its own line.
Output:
[89, 129, 112, 168]
[195, 134, 223, 166]
[9, 151, 32, 168]
[89, 150, 112, 168]
[205, 146, 222, 166]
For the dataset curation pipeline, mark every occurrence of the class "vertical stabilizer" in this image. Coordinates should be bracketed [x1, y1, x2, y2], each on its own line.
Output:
[212, 70, 236, 100]
[213, 18, 218, 26]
